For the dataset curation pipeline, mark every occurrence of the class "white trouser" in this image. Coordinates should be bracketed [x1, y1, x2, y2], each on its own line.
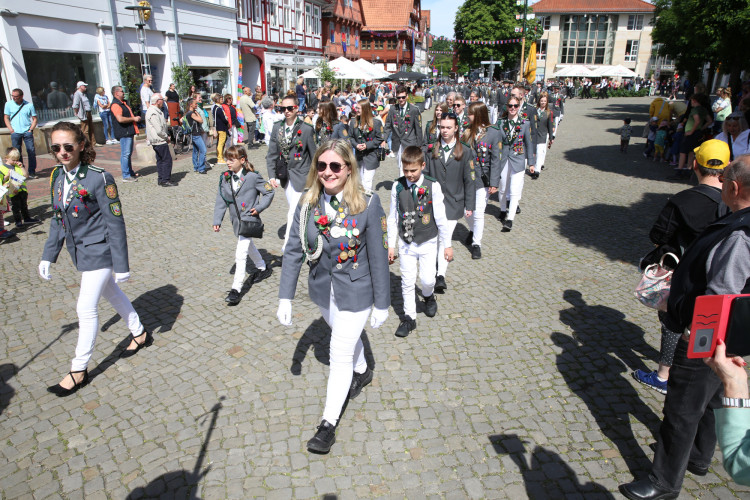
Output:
[425, 97, 432, 109]
[360, 166, 376, 192]
[398, 237, 438, 319]
[554, 115, 562, 131]
[489, 106, 498, 124]
[535, 143, 548, 172]
[436, 219, 458, 277]
[73, 268, 143, 371]
[396, 145, 405, 177]
[465, 186, 489, 246]
[232, 236, 266, 291]
[498, 160, 525, 221]
[319, 286, 370, 425]
[282, 183, 303, 252]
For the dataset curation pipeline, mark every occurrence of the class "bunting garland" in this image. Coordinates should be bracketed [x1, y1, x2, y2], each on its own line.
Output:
[363, 28, 527, 46]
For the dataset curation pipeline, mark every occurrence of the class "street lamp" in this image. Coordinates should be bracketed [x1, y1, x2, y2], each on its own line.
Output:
[125, 4, 153, 77]
[290, 37, 303, 84]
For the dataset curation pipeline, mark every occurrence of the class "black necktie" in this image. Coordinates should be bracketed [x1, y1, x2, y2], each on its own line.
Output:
[232, 174, 239, 181]
[330, 197, 340, 211]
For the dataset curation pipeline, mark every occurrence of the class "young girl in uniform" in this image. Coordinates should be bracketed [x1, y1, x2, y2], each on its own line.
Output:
[424, 103, 448, 152]
[213, 145, 275, 305]
[349, 99, 383, 191]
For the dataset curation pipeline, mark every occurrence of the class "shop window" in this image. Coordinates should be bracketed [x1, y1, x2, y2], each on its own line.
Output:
[190, 68, 230, 98]
[21, 50, 100, 123]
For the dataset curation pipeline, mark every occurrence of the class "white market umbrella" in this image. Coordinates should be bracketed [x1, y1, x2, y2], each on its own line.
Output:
[593, 65, 638, 78]
[328, 56, 372, 80]
[552, 65, 596, 78]
[353, 59, 390, 79]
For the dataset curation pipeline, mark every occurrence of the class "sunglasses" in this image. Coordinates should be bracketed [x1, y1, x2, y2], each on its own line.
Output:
[317, 161, 345, 173]
[508, 104, 520, 109]
[453, 103, 464, 107]
[51, 143, 76, 153]
[396, 95, 408, 100]
[281, 105, 297, 112]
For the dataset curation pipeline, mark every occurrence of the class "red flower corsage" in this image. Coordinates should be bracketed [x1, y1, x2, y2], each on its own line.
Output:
[418, 187, 426, 196]
[296, 140, 303, 149]
[368, 127, 373, 132]
[326, 126, 332, 132]
[427, 143, 434, 150]
[315, 214, 330, 230]
[223, 171, 231, 181]
[76, 188, 89, 199]
[297, 130, 302, 136]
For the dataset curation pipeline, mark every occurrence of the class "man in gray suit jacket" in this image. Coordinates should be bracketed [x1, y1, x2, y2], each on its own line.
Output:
[383, 85, 424, 176]
[266, 95, 318, 252]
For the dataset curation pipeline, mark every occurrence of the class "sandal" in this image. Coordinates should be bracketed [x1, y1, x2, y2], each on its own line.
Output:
[47, 369, 89, 397]
[120, 330, 153, 358]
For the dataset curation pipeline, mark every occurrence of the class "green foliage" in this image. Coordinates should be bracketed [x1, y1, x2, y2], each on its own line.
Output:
[316, 60, 337, 84]
[407, 95, 425, 104]
[170, 63, 195, 102]
[430, 39, 454, 76]
[454, 0, 541, 78]
[608, 88, 650, 98]
[118, 58, 141, 111]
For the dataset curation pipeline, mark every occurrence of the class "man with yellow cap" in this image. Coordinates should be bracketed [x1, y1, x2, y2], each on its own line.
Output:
[621, 139, 750, 500]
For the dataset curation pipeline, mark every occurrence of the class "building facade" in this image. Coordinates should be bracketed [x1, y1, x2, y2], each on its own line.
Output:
[321, 0, 363, 61]
[533, 0, 655, 81]
[1, 0, 237, 124]
[359, 0, 428, 74]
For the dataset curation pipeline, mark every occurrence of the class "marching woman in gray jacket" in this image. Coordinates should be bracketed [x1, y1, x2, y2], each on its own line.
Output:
[497, 96, 535, 231]
[348, 99, 383, 191]
[276, 139, 390, 454]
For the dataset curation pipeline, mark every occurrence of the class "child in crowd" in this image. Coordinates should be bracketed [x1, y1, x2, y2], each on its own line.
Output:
[387, 146, 453, 338]
[212, 145, 275, 306]
[620, 118, 633, 153]
[643, 116, 658, 158]
[654, 121, 669, 162]
[0, 148, 39, 228]
[0, 166, 13, 240]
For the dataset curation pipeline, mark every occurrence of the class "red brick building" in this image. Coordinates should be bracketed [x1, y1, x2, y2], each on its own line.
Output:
[359, 0, 429, 73]
[322, 0, 364, 60]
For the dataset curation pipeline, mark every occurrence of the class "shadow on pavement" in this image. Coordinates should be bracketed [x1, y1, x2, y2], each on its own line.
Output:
[586, 102, 651, 124]
[18, 322, 77, 372]
[551, 290, 661, 477]
[291, 317, 331, 375]
[563, 144, 680, 182]
[126, 397, 224, 500]
[552, 192, 668, 264]
[0, 363, 18, 416]
[101, 284, 184, 334]
[489, 433, 615, 499]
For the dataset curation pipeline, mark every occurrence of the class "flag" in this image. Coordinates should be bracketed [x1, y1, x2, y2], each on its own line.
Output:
[524, 42, 537, 83]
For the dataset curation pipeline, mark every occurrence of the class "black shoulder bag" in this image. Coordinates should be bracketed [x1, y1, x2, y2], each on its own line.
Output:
[229, 184, 264, 238]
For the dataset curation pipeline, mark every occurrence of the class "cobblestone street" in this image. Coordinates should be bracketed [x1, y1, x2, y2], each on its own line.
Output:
[1, 96, 748, 499]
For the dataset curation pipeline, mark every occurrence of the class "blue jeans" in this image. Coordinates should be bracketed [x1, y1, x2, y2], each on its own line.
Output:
[192, 135, 208, 172]
[119, 136, 136, 178]
[99, 110, 115, 141]
[298, 97, 306, 114]
[11, 131, 36, 174]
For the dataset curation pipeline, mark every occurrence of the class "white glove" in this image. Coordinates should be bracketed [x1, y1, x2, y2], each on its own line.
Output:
[277, 299, 292, 326]
[370, 307, 389, 329]
[114, 272, 130, 283]
[38, 260, 52, 281]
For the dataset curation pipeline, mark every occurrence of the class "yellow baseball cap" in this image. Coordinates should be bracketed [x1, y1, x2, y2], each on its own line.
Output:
[694, 139, 730, 170]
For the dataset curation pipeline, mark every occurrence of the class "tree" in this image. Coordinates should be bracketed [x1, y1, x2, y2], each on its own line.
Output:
[315, 60, 336, 85]
[652, 0, 750, 91]
[171, 63, 195, 102]
[430, 39, 454, 77]
[453, 0, 541, 79]
[119, 58, 141, 111]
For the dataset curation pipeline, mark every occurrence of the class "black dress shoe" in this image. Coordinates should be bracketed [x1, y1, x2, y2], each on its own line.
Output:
[225, 289, 241, 306]
[349, 367, 373, 399]
[687, 462, 709, 476]
[497, 211, 507, 222]
[253, 267, 272, 283]
[160, 181, 176, 187]
[619, 479, 678, 500]
[516, 205, 521, 214]
[434, 275, 447, 292]
[531, 172, 540, 180]
[502, 220, 513, 232]
[471, 244, 482, 259]
[424, 294, 438, 317]
[395, 318, 417, 337]
[120, 330, 154, 358]
[307, 420, 336, 453]
[464, 231, 474, 246]
[47, 370, 89, 397]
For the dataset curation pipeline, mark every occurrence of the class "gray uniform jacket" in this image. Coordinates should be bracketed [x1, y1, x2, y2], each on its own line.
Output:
[469, 126, 503, 189]
[348, 119, 384, 171]
[42, 164, 129, 273]
[425, 143, 477, 220]
[279, 191, 391, 312]
[314, 121, 348, 145]
[266, 120, 317, 192]
[423, 121, 439, 151]
[498, 119, 535, 173]
[213, 169, 275, 236]
[383, 103, 423, 152]
[533, 109, 555, 144]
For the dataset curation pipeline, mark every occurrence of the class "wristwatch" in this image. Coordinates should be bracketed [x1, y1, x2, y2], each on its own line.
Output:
[722, 397, 750, 408]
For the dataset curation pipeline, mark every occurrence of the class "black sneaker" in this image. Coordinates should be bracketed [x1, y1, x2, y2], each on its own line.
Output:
[471, 244, 482, 260]
[395, 317, 417, 337]
[307, 420, 336, 453]
[423, 294, 438, 317]
[498, 211, 507, 222]
[23, 217, 41, 225]
[349, 367, 373, 399]
[253, 267, 272, 283]
[434, 275, 447, 292]
[464, 231, 474, 246]
[502, 220, 513, 232]
[225, 289, 241, 306]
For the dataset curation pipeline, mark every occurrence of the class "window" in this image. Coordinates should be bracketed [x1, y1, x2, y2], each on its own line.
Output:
[540, 16, 550, 30]
[237, 0, 246, 19]
[387, 39, 397, 50]
[22, 50, 101, 122]
[306, 4, 312, 32]
[374, 39, 383, 50]
[270, 0, 278, 27]
[313, 6, 321, 35]
[251, 0, 261, 22]
[627, 14, 644, 30]
[284, 0, 291, 28]
[296, 0, 303, 31]
[625, 40, 639, 62]
[362, 39, 370, 50]
[190, 68, 230, 97]
[559, 14, 615, 65]
[536, 39, 547, 60]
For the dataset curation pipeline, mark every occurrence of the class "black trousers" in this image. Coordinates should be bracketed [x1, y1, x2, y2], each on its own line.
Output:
[650, 337, 722, 492]
[153, 143, 172, 184]
[9, 190, 31, 222]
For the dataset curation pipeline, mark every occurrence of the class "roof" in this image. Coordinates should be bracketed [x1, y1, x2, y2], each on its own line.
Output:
[532, 0, 655, 14]
[361, 0, 416, 31]
[422, 10, 430, 30]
